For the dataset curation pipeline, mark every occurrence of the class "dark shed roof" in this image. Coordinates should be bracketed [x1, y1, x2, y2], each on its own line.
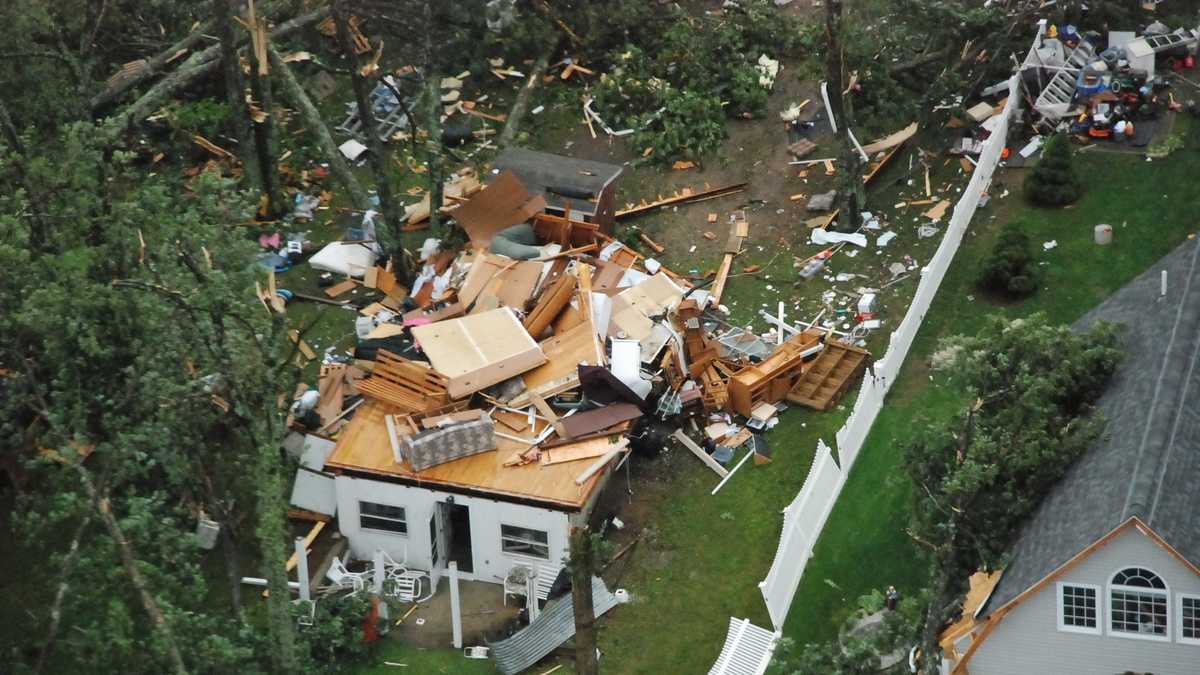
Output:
[491, 148, 623, 216]
[981, 238, 1200, 616]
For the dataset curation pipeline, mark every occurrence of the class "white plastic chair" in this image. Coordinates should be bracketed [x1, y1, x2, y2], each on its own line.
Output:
[503, 564, 533, 606]
[326, 556, 368, 594]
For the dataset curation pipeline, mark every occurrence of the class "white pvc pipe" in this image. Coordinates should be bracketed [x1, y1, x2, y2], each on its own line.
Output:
[711, 448, 755, 495]
[449, 562, 463, 649]
[240, 577, 301, 590]
[296, 537, 311, 602]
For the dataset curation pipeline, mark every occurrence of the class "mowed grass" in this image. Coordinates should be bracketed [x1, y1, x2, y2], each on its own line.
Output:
[782, 120, 1200, 649]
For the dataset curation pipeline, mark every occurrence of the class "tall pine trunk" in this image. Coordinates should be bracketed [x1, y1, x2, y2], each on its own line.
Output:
[824, 0, 865, 231]
[570, 527, 599, 675]
[245, 13, 286, 220]
[214, 0, 261, 194]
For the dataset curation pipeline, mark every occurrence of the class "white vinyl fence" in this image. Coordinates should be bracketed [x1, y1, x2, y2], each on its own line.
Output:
[755, 74, 1023, 633]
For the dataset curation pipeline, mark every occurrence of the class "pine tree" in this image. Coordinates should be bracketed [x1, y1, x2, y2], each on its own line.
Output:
[1025, 133, 1083, 207]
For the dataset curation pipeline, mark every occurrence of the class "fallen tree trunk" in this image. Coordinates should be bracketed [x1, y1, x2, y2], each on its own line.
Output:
[90, 21, 215, 113]
[267, 45, 369, 209]
[98, 7, 330, 143]
[497, 46, 555, 149]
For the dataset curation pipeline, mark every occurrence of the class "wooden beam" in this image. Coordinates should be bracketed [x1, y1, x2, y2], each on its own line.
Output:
[671, 429, 728, 478]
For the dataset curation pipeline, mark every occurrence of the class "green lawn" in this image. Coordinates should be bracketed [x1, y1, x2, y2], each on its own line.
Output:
[782, 119, 1200, 649]
[354, 642, 500, 674]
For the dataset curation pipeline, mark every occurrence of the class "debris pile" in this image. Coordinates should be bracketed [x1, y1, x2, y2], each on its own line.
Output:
[285, 149, 873, 498]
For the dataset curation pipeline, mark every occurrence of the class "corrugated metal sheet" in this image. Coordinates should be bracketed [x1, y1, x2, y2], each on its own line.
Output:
[490, 576, 618, 675]
[708, 617, 777, 675]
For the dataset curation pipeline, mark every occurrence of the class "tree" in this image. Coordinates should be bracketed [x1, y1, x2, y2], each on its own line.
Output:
[824, 0, 866, 231]
[774, 590, 921, 675]
[976, 222, 1039, 298]
[569, 527, 599, 675]
[1025, 133, 1083, 207]
[0, 126, 309, 673]
[906, 315, 1121, 672]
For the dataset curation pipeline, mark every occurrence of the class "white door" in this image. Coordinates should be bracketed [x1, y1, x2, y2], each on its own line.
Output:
[428, 510, 446, 587]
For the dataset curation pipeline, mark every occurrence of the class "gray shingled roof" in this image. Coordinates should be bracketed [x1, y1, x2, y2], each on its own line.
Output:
[491, 148, 623, 216]
[980, 237, 1200, 616]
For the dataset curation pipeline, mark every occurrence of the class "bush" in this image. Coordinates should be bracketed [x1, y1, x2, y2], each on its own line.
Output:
[1025, 133, 1083, 207]
[630, 88, 726, 162]
[977, 222, 1039, 298]
[168, 98, 232, 139]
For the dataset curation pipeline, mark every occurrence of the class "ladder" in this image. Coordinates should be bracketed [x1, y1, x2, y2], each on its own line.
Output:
[1142, 29, 1198, 54]
[1034, 40, 1096, 120]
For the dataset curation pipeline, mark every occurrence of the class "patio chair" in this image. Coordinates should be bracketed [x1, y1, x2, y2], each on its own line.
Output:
[503, 564, 533, 606]
[326, 556, 368, 594]
[386, 569, 426, 603]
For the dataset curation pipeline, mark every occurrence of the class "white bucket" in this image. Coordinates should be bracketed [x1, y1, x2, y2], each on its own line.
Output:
[1095, 224, 1113, 245]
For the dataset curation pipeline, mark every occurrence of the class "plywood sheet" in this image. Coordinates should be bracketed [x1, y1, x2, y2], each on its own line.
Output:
[451, 171, 547, 248]
[412, 308, 546, 398]
[324, 401, 606, 508]
[458, 252, 544, 311]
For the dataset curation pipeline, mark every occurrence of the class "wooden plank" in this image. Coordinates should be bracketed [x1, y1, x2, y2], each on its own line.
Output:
[671, 429, 728, 478]
[288, 329, 317, 360]
[324, 279, 357, 298]
[639, 232, 665, 254]
[576, 264, 605, 366]
[541, 437, 627, 466]
[528, 390, 565, 437]
[615, 182, 747, 220]
[285, 521, 325, 572]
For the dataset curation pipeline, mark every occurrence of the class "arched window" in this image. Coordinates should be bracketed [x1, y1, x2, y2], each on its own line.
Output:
[1110, 567, 1169, 639]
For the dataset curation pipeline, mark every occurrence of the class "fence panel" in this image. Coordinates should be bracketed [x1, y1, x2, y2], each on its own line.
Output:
[754, 74, 1021, 633]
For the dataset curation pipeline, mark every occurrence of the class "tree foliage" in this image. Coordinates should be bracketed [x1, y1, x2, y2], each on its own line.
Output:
[1025, 134, 1083, 207]
[774, 590, 922, 675]
[906, 314, 1121, 671]
[976, 222, 1039, 298]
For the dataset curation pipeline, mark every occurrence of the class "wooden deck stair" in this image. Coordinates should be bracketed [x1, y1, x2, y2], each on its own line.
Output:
[786, 340, 870, 411]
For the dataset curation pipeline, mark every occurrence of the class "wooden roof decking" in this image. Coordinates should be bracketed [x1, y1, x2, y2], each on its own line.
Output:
[324, 400, 606, 510]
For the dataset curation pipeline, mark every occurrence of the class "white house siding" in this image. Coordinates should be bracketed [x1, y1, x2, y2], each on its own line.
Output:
[970, 527, 1200, 675]
[333, 475, 571, 584]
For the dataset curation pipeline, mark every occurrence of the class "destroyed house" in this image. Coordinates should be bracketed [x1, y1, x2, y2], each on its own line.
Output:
[943, 239, 1200, 675]
[492, 148, 623, 234]
[324, 398, 618, 589]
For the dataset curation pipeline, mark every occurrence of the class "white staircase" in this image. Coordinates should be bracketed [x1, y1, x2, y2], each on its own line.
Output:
[1034, 40, 1096, 120]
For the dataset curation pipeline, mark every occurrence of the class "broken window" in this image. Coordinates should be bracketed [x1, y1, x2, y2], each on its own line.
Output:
[501, 524, 549, 559]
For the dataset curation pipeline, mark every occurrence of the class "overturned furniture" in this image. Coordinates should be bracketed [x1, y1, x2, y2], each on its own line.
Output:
[786, 339, 870, 411]
[727, 330, 824, 417]
[492, 148, 624, 235]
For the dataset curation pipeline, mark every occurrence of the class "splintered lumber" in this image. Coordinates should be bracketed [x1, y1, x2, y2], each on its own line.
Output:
[288, 329, 317, 361]
[672, 429, 728, 478]
[285, 521, 326, 572]
[924, 199, 951, 221]
[639, 233, 665, 254]
[860, 122, 919, 156]
[710, 214, 747, 306]
[543, 437, 628, 466]
[523, 272, 576, 338]
[616, 182, 748, 220]
[574, 444, 629, 485]
[357, 349, 451, 412]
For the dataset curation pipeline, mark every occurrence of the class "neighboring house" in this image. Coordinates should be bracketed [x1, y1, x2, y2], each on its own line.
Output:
[323, 400, 615, 589]
[944, 239, 1200, 675]
[491, 148, 624, 235]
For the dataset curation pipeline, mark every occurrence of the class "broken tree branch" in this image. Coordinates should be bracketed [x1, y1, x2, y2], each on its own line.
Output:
[98, 7, 329, 142]
[497, 45, 556, 149]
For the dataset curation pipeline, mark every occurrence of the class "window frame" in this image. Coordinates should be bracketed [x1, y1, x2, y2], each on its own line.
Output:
[1107, 566, 1170, 642]
[1179, 593, 1200, 645]
[1056, 582, 1102, 635]
[500, 523, 551, 560]
[358, 500, 409, 536]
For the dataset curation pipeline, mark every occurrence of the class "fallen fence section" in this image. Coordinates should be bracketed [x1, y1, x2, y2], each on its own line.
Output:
[756, 72, 1023, 633]
[708, 617, 779, 675]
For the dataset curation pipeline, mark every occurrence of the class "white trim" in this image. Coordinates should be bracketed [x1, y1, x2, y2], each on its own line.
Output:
[1107, 566, 1170, 642]
[1179, 593, 1200, 645]
[1056, 582, 1102, 635]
